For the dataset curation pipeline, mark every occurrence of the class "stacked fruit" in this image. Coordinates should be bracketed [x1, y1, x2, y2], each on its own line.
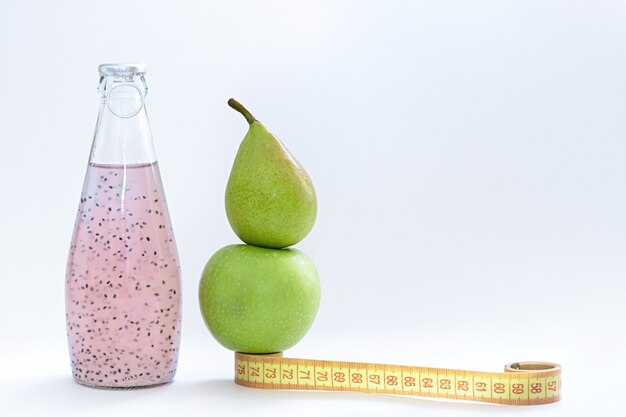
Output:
[198, 99, 320, 354]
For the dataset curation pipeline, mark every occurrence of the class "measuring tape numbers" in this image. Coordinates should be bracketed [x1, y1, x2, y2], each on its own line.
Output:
[235, 352, 561, 405]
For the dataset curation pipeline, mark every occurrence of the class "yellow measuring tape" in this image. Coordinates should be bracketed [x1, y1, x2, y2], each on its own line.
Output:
[235, 352, 561, 405]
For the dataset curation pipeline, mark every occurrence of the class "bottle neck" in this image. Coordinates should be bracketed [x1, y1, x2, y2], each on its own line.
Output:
[89, 74, 156, 166]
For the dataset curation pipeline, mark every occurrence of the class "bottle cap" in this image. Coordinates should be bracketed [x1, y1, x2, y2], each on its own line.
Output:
[98, 63, 146, 76]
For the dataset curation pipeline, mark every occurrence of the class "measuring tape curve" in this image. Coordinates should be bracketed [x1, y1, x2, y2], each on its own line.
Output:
[235, 352, 561, 405]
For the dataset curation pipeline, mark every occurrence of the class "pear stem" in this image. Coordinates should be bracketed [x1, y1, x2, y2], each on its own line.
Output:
[228, 98, 257, 125]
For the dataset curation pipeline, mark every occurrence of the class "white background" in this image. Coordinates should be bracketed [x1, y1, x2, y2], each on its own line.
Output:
[1, 0, 625, 416]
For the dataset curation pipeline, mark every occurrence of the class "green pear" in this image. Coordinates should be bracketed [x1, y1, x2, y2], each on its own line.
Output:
[225, 98, 317, 249]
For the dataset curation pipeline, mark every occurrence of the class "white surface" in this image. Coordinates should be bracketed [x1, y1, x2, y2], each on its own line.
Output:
[1, 0, 625, 416]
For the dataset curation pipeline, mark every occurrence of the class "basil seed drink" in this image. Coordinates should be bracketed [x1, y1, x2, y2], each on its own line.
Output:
[65, 64, 182, 388]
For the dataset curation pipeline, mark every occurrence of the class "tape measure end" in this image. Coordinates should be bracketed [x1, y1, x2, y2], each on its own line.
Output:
[505, 361, 560, 373]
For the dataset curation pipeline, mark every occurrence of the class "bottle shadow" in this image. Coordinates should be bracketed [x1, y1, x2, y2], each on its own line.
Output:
[4, 375, 173, 415]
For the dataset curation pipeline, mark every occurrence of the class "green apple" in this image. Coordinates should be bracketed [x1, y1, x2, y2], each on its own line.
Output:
[198, 244, 320, 353]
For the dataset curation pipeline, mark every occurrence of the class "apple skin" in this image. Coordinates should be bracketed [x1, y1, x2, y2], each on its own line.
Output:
[198, 244, 320, 353]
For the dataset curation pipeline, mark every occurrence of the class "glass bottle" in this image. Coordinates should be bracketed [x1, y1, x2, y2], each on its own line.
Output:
[65, 64, 182, 388]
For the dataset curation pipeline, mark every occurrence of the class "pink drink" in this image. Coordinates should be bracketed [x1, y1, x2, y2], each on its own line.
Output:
[66, 162, 181, 388]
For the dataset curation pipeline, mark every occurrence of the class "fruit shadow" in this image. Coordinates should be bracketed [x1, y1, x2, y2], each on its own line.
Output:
[183, 379, 547, 413]
[10, 377, 561, 414]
